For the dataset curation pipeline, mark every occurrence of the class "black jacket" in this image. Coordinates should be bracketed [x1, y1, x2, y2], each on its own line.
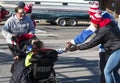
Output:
[79, 22, 120, 55]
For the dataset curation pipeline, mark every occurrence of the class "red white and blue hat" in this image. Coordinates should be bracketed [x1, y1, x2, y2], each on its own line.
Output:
[88, 2, 100, 17]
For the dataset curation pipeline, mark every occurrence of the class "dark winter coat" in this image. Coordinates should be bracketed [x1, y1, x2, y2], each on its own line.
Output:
[79, 21, 120, 55]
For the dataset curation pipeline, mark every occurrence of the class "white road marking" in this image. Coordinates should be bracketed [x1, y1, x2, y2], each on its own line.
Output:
[35, 33, 59, 37]
[35, 29, 59, 37]
[35, 29, 46, 33]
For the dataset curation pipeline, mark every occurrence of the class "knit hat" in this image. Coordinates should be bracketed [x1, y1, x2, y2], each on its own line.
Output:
[88, 1, 100, 17]
[16, 2, 25, 8]
[91, 12, 102, 25]
[24, 3, 33, 13]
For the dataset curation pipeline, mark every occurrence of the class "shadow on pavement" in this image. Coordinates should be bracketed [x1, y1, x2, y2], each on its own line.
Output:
[0, 52, 12, 63]
[0, 76, 11, 83]
[55, 56, 100, 83]
[0, 52, 12, 83]
[0, 44, 9, 50]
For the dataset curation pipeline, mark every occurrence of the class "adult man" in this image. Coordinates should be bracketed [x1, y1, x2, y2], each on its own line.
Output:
[2, 6, 35, 59]
[68, 12, 120, 83]
[65, 2, 117, 83]
[2, 6, 35, 83]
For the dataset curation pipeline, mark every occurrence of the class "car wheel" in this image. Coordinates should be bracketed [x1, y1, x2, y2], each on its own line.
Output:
[58, 18, 66, 26]
[68, 19, 77, 26]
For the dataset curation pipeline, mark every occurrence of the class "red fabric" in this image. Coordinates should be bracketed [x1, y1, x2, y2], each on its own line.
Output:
[91, 13, 112, 28]
[0, 9, 9, 19]
[88, 2, 112, 28]
[99, 18, 112, 28]
[91, 13, 102, 25]
[88, 7, 100, 16]
[24, 3, 33, 13]
[17, 34, 34, 45]
[88, 2, 100, 17]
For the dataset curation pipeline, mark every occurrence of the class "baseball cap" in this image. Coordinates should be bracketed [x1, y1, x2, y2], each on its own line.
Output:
[16, 2, 25, 8]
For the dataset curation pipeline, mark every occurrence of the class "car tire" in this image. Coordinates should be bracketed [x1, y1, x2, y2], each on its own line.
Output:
[58, 18, 66, 26]
[68, 19, 77, 26]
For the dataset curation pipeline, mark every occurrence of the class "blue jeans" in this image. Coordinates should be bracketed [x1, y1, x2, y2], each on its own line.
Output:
[104, 49, 120, 83]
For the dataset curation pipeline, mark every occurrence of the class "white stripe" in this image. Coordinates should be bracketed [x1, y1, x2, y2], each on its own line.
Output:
[89, 8, 99, 13]
[86, 23, 97, 32]
[35, 33, 59, 37]
[95, 13, 102, 18]
[70, 39, 76, 45]
[35, 29, 46, 33]
[90, 4, 99, 8]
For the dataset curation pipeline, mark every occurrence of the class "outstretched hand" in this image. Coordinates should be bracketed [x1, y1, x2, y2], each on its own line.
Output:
[65, 42, 73, 51]
[69, 45, 80, 52]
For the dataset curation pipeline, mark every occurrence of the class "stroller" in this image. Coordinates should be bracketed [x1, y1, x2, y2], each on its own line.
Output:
[11, 34, 59, 83]
[27, 48, 59, 83]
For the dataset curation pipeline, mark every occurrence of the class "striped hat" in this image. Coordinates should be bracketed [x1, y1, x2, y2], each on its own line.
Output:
[24, 3, 33, 13]
[88, 2, 100, 17]
[91, 12, 102, 25]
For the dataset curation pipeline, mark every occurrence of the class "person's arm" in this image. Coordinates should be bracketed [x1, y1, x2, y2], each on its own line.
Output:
[28, 17, 35, 34]
[69, 29, 106, 51]
[1, 18, 14, 44]
[73, 23, 97, 44]
[65, 23, 97, 51]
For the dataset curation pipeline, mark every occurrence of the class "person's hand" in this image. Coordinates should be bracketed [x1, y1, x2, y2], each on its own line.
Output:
[28, 32, 33, 34]
[69, 45, 80, 52]
[13, 56, 19, 60]
[65, 42, 73, 51]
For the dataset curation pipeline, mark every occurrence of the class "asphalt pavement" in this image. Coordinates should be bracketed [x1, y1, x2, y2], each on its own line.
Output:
[0, 24, 100, 83]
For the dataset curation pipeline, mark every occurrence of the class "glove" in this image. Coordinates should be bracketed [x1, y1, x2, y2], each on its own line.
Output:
[65, 42, 73, 51]
[69, 45, 80, 52]
[56, 49, 66, 54]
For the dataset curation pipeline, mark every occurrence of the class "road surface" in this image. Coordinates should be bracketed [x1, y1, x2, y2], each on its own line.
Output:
[0, 24, 100, 83]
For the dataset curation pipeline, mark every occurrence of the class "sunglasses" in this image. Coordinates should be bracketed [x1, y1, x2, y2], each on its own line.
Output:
[17, 12, 25, 15]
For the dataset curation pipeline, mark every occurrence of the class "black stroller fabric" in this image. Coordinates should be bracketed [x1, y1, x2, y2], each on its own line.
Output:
[10, 34, 58, 83]
[9, 59, 29, 83]
[29, 49, 58, 80]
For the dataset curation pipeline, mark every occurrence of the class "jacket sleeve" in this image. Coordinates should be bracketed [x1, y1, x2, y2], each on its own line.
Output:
[28, 17, 35, 34]
[78, 29, 106, 50]
[2, 18, 13, 44]
[72, 24, 97, 44]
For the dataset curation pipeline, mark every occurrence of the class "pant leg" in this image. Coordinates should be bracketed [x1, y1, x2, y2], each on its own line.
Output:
[99, 52, 109, 83]
[112, 63, 120, 83]
[104, 49, 120, 83]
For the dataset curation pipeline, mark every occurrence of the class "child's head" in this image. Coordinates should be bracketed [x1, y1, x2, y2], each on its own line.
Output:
[32, 40, 44, 54]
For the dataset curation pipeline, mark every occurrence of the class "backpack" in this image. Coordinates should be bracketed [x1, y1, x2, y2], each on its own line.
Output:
[30, 49, 58, 80]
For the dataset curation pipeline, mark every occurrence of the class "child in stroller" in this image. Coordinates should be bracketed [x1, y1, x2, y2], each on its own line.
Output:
[25, 40, 59, 83]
